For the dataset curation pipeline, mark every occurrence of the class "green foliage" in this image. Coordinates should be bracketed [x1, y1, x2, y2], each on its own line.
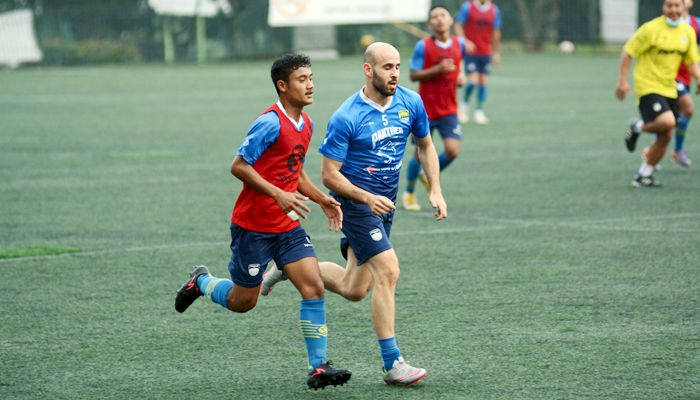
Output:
[40, 38, 144, 65]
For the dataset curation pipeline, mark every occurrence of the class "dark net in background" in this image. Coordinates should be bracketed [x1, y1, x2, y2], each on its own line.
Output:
[0, 0, 660, 65]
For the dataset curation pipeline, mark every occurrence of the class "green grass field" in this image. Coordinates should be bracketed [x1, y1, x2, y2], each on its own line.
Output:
[1, 52, 699, 399]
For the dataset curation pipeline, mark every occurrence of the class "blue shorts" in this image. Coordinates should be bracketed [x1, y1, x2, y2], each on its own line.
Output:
[465, 55, 492, 74]
[334, 195, 394, 266]
[430, 114, 462, 140]
[677, 80, 690, 97]
[228, 223, 316, 288]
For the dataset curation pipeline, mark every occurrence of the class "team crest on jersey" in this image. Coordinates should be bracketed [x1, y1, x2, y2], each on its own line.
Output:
[369, 228, 383, 241]
[398, 109, 410, 123]
[248, 264, 261, 277]
[682, 36, 688, 45]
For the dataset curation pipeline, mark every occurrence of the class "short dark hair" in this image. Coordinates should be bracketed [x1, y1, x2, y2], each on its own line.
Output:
[270, 53, 311, 94]
[429, 4, 449, 15]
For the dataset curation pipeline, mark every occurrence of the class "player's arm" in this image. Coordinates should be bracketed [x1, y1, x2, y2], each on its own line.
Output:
[616, 50, 633, 101]
[414, 135, 447, 220]
[320, 156, 395, 216]
[454, 7, 475, 54]
[492, 28, 501, 66]
[410, 61, 456, 82]
[297, 168, 342, 231]
[230, 156, 311, 219]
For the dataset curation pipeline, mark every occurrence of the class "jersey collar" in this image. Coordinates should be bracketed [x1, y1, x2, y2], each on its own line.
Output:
[472, 0, 492, 12]
[276, 100, 304, 130]
[359, 86, 394, 113]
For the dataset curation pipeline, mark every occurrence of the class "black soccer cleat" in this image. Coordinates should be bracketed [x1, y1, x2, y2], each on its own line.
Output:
[306, 361, 351, 390]
[632, 174, 662, 188]
[625, 120, 641, 152]
[174, 265, 210, 313]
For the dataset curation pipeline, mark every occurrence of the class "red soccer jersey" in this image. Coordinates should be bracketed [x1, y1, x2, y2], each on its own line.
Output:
[463, 1, 498, 56]
[418, 36, 463, 120]
[231, 104, 312, 233]
[676, 15, 700, 85]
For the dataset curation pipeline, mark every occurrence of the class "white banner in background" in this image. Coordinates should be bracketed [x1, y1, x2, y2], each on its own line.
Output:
[268, 0, 430, 27]
[0, 9, 42, 68]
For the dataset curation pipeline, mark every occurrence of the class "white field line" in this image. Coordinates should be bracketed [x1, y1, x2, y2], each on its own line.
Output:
[1, 213, 698, 264]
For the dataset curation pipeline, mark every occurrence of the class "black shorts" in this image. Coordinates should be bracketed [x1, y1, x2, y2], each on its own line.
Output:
[638, 93, 679, 123]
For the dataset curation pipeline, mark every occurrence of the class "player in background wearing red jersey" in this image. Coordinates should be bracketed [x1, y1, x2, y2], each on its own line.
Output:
[455, 0, 502, 125]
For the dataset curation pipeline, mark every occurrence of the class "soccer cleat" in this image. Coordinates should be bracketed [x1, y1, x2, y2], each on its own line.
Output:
[260, 262, 287, 296]
[474, 109, 489, 125]
[625, 119, 641, 152]
[641, 147, 662, 171]
[632, 174, 662, 188]
[175, 265, 210, 313]
[671, 150, 692, 168]
[458, 103, 469, 124]
[418, 172, 430, 191]
[402, 191, 421, 211]
[307, 361, 351, 390]
[382, 357, 427, 386]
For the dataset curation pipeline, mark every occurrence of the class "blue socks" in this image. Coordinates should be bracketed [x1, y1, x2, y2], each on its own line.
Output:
[464, 82, 475, 102]
[405, 156, 422, 193]
[477, 84, 487, 109]
[300, 298, 328, 370]
[196, 274, 233, 308]
[675, 114, 690, 152]
[378, 337, 401, 371]
[438, 152, 453, 170]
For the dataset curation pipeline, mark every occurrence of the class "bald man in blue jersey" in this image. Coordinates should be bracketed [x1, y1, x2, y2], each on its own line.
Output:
[265, 42, 447, 386]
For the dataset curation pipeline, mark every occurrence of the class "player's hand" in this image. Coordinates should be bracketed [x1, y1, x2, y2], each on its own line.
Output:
[319, 195, 343, 231]
[428, 191, 447, 221]
[274, 191, 311, 220]
[438, 58, 455, 73]
[616, 81, 630, 101]
[466, 40, 476, 54]
[457, 72, 467, 88]
[366, 195, 396, 216]
[492, 52, 501, 66]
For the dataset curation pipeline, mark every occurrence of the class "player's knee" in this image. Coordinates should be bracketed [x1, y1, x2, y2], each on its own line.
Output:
[228, 298, 257, 313]
[344, 286, 370, 302]
[373, 263, 400, 288]
[300, 282, 324, 299]
[444, 146, 460, 160]
[657, 114, 676, 132]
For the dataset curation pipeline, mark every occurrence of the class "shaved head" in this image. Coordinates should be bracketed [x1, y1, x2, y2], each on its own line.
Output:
[364, 42, 400, 66]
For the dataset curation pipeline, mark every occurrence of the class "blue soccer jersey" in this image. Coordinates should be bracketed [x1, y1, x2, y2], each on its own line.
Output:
[319, 85, 429, 201]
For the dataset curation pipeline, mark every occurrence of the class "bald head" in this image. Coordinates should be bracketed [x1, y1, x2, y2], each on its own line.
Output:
[363, 42, 400, 66]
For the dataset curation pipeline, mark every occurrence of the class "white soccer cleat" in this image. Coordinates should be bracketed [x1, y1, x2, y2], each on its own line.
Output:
[383, 357, 427, 386]
[458, 103, 469, 124]
[260, 262, 287, 296]
[402, 191, 421, 211]
[474, 109, 489, 125]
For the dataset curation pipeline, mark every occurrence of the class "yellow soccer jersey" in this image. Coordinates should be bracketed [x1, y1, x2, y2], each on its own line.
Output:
[624, 16, 700, 99]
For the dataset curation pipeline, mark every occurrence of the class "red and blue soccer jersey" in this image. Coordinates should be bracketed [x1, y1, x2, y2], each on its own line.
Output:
[410, 35, 469, 120]
[231, 102, 312, 233]
[676, 15, 700, 86]
[456, 0, 502, 56]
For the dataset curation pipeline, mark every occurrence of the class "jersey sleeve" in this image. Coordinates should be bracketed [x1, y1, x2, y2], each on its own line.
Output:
[493, 6, 502, 29]
[236, 111, 281, 165]
[319, 113, 352, 163]
[455, 2, 469, 25]
[410, 40, 426, 72]
[410, 95, 430, 139]
[458, 37, 469, 57]
[624, 23, 651, 58]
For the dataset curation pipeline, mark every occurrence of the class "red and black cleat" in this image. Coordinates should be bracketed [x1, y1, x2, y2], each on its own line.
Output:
[174, 265, 209, 313]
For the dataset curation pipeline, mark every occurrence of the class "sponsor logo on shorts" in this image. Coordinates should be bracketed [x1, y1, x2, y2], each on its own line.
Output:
[304, 236, 314, 248]
[248, 264, 260, 277]
[369, 228, 383, 241]
[653, 102, 662, 112]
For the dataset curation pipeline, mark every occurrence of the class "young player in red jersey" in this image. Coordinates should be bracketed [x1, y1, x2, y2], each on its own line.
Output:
[455, 0, 502, 124]
[402, 5, 469, 211]
[671, 0, 699, 167]
[174, 53, 351, 390]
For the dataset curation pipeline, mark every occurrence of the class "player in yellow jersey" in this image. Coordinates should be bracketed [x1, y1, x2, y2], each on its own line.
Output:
[616, 0, 700, 187]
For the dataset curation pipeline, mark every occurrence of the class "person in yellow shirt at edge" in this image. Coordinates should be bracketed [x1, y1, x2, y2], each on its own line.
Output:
[616, 0, 700, 187]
